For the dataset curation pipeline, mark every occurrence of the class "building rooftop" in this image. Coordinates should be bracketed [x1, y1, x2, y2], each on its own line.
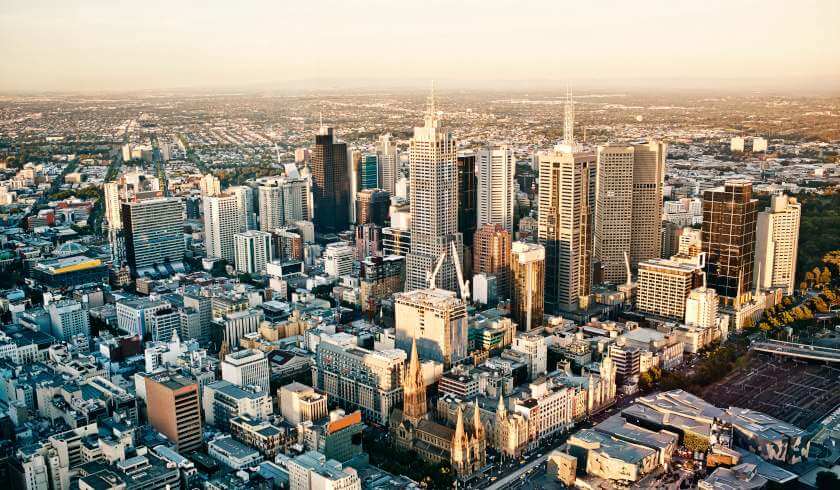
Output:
[595, 414, 678, 452]
[209, 435, 261, 460]
[570, 429, 656, 464]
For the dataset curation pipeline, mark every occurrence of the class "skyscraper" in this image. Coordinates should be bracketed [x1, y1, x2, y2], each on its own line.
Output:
[473, 224, 512, 298]
[204, 193, 246, 263]
[377, 134, 399, 196]
[360, 154, 379, 190]
[234, 230, 273, 275]
[510, 241, 545, 331]
[702, 180, 758, 307]
[355, 188, 390, 226]
[594, 141, 666, 282]
[755, 194, 801, 295]
[258, 175, 310, 232]
[312, 126, 350, 233]
[405, 87, 463, 292]
[103, 181, 122, 230]
[121, 198, 185, 276]
[457, 151, 478, 248]
[476, 145, 515, 233]
[538, 92, 596, 313]
[229, 185, 257, 230]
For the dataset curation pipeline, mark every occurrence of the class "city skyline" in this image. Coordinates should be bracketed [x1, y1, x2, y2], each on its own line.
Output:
[1, 0, 839, 93]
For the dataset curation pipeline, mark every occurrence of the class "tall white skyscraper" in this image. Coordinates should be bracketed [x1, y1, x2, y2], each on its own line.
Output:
[234, 230, 273, 275]
[405, 86, 463, 292]
[476, 145, 515, 233]
[204, 193, 245, 263]
[257, 176, 306, 232]
[229, 185, 257, 230]
[200, 173, 221, 197]
[594, 141, 666, 282]
[377, 133, 400, 196]
[103, 181, 122, 230]
[538, 90, 596, 313]
[755, 194, 801, 294]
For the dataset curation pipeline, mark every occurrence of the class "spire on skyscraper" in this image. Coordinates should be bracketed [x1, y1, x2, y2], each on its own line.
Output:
[424, 81, 439, 129]
[563, 85, 575, 147]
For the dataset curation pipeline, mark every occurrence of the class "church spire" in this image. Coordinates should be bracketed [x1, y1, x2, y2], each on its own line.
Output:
[472, 399, 484, 441]
[496, 394, 506, 418]
[403, 337, 427, 420]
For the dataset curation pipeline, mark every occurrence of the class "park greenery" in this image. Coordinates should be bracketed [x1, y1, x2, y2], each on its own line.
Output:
[362, 431, 455, 489]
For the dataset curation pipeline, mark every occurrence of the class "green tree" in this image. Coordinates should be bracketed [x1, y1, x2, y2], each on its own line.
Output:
[816, 471, 839, 490]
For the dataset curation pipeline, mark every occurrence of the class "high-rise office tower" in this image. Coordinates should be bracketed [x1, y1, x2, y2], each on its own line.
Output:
[47, 299, 90, 341]
[702, 180, 758, 307]
[685, 286, 719, 329]
[199, 173, 221, 197]
[476, 145, 515, 233]
[594, 141, 665, 283]
[755, 194, 800, 295]
[537, 92, 596, 313]
[204, 193, 246, 263]
[360, 154, 379, 190]
[405, 87, 463, 292]
[145, 373, 202, 452]
[121, 198, 185, 276]
[234, 230, 273, 275]
[377, 134, 399, 196]
[472, 224, 512, 298]
[457, 151, 478, 248]
[312, 126, 350, 233]
[229, 185, 257, 230]
[355, 188, 390, 226]
[103, 181, 122, 230]
[355, 223, 382, 260]
[510, 242, 545, 331]
[394, 288, 468, 368]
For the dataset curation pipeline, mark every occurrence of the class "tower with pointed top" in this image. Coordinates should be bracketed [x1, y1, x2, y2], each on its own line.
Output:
[538, 87, 597, 314]
[405, 84, 464, 292]
[451, 406, 470, 473]
[402, 337, 427, 421]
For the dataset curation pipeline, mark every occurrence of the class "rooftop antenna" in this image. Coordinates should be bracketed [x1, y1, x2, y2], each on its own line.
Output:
[563, 85, 575, 147]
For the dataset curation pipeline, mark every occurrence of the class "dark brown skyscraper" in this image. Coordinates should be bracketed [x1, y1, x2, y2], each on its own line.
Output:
[473, 224, 512, 298]
[457, 151, 477, 247]
[356, 188, 390, 226]
[702, 180, 758, 307]
[312, 126, 350, 233]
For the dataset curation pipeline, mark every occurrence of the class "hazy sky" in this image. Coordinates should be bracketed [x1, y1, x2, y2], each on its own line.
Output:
[2, 0, 838, 93]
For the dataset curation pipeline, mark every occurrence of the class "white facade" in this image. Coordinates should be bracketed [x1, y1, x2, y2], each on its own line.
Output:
[288, 451, 361, 490]
[476, 145, 515, 233]
[258, 175, 311, 232]
[512, 333, 547, 380]
[47, 300, 89, 341]
[755, 194, 800, 295]
[234, 230, 273, 275]
[199, 174, 221, 197]
[324, 242, 354, 277]
[376, 134, 399, 196]
[204, 193, 246, 263]
[405, 90, 463, 292]
[221, 349, 270, 393]
[685, 286, 718, 329]
[730, 137, 745, 153]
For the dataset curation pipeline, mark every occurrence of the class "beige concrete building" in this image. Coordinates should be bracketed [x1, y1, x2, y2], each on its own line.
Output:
[394, 288, 468, 368]
[279, 382, 329, 426]
[594, 141, 666, 282]
[637, 258, 701, 320]
[145, 373, 202, 452]
[473, 224, 512, 298]
[755, 194, 801, 295]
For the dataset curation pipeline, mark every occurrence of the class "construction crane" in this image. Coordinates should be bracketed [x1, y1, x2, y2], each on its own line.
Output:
[425, 241, 470, 303]
[451, 240, 470, 303]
